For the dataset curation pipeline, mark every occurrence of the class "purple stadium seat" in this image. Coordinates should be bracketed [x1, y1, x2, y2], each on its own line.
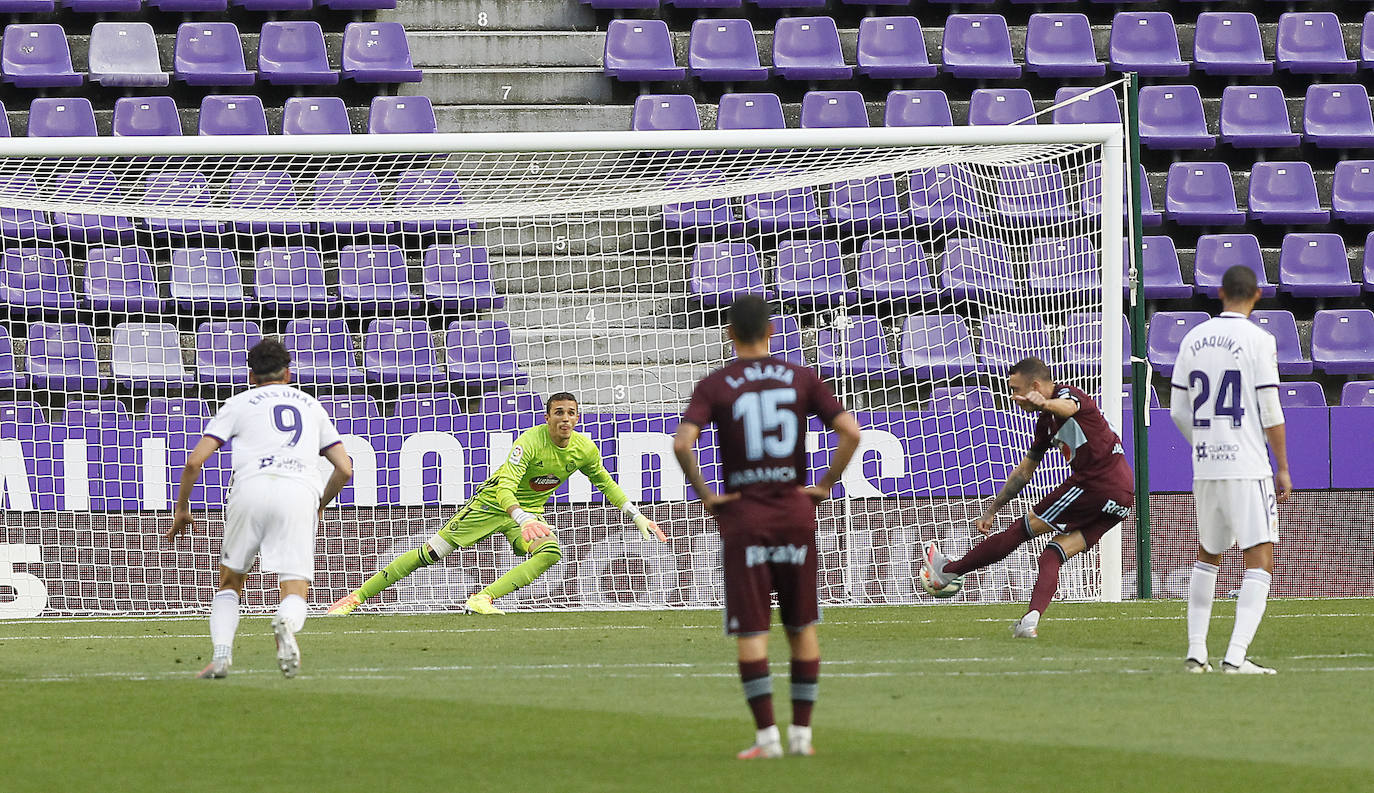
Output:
[1218, 86, 1301, 148]
[171, 248, 245, 311]
[1276, 12, 1355, 75]
[772, 17, 850, 81]
[0, 327, 22, 389]
[232, 0, 311, 10]
[146, 398, 212, 425]
[1303, 84, 1374, 148]
[1193, 12, 1271, 76]
[0, 2, 53, 11]
[1193, 234, 1276, 298]
[742, 171, 821, 232]
[1333, 161, 1374, 223]
[148, 1, 228, 9]
[818, 316, 901, 380]
[884, 90, 952, 127]
[342, 23, 421, 84]
[998, 163, 1076, 224]
[62, 400, 130, 428]
[605, 19, 685, 82]
[1063, 314, 1131, 378]
[1025, 13, 1104, 78]
[2, 248, 75, 315]
[395, 170, 469, 233]
[1366, 231, 1374, 293]
[1278, 233, 1358, 298]
[283, 97, 352, 135]
[585, 0, 657, 8]
[89, 23, 168, 88]
[856, 239, 936, 304]
[112, 322, 192, 391]
[1109, 12, 1188, 76]
[669, 0, 742, 7]
[768, 315, 804, 366]
[174, 23, 254, 86]
[199, 95, 267, 136]
[369, 96, 436, 134]
[632, 95, 700, 131]
[282, 319, 365, 386]
[27, 98, 96, 138]
[446, 321, 528, 385]
[313, 170, 394, 234]
[0, 176, 51, 241]
[317, 394, 380, 423]
[751, 0, 825, 7]
[1312, 310, 1374, 375]
[1248, 162, 1328, 225]
[1081, 163, 1162, 227]
[1138, 85, 1215, 150]
[477, 391, 544, 416]
[1341, 382, 1374, 407]
[338, 245, 424, 312]
[857, 17, 936, 80]
[1249, 310, 1312, 375]
[939, 238, 1019, 299]
[63, 0, 140, 11]
[1363, 12, 1374, 70]
[717, 93, 784, 130]
[1052, 86, 1121, 125]
[227, 170, 309, 234]
[319, 0, 396, 8]
[1147, 312, 1210, 376]
[392, 392, 462, 421]
[423, 245, 503, 311]
[690, 242, 770, 306]
[829, 175, 904, 231]
[2, 24, 82, 88]
[195, 321, 264, 386]
[981, 315, 1056, 371]
[0, 100, 8, 136]
[1028, 236, 1099, 294]
[928, 386, 996, 413]
[1140, 236, 1192, 300]
[1276, 382, 1325, 408]
[113, 97, 182, 136]
[363, 319, 446, 384]
[910, 164, 981, 229]
[774, 241, 855, 308]
[84, 247, 163, 314]
[688, 19, 767, 83]
[800, 91, 868, 128]
[26, 323, 104, 392]
[898, 315, 977, 378]
[143, 171, 223, 236]
[942, 14, 1019, 79]
[968, 88, 1036, 126]
[254, 247, 335, 311]
[1165, 162, 1245, 226]
[260, 21, 337, 86]
[50, 170, 134, 243]
[663, 169, 743, 235]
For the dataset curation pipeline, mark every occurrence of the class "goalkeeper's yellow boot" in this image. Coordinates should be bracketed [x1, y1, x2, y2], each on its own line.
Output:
[326, 591, 362, 616]
[464, 593, 505, 615]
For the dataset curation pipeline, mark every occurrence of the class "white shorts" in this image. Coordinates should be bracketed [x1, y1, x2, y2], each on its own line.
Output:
[221, 475, 319, 582]
[1193, 478, 1279, 555]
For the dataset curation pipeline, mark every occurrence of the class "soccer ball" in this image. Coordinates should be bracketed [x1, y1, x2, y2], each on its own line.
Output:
[919, 568, 964, 599]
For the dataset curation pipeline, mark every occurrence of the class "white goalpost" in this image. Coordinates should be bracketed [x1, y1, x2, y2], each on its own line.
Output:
[0, 122, 1125, 617]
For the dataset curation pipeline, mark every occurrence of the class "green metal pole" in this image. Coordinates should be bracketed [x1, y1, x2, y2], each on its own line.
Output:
[1126, 73, 1152, 599]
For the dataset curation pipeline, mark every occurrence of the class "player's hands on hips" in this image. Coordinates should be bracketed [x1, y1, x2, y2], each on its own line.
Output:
[520, 520, 555, 543]
[167, 510, 193, 541]
[802, 484, 833, 504]
[633, 513, 667, 542]
[700, 490, 740, 515]
[1275, 469, 1292, 503]
[974, 513, 996, 535]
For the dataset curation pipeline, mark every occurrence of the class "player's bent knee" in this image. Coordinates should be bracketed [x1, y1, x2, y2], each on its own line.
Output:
[422, 534, 457, 565]
[1043, 541, 1068, 563]
[530, 536, 562, 564]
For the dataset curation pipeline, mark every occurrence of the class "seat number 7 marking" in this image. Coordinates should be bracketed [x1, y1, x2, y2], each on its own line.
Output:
[732, 388, 798, 462]
[1188, 369, 1245, 428]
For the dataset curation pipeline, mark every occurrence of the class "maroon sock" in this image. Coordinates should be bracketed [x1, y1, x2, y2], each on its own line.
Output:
[1028, 542, 1066, 615]
[738, 659, 775, 729]
[945, 519, 1032, 577]
[790, 658, 819, 727]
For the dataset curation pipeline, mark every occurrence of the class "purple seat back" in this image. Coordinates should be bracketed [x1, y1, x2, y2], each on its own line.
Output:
[1194, 12, 1270, 76]
[27, 322, 104, 391]
[800, 90, 868, 128]
[1025, 13, 1103, 77]
[338, 245, 415, 304]
[819, 316, 899, 379]
[1138, 85, 1214, 149]
[969, 88, 1036, 126]
[446, 320, 525, 382]
[228, 170, 300, 215]
[368, 96, 436, 134]
[828, 174, 903, 229]
[395, 169, 468, 233]
[173, 22, 254, 85]
[856, 239, 935, 299]
[363, 319, 445, 383]
[89, 22, 167, 88]
[899, 315, 977, 376]
[1250, 309, 1311, 375]
[717, 93, 784, 130]
[85, 247, 162, 312]
[742, 170, 820, 232]
[1109, 12, 1188, 76]
[2, 24, 82, 88]
[0, 327, 21, 389]
[632, 94, 700, 131]
[1028, 237, 1099, 293]
[1333, 160, 1374, 223]
[170, 248, 245, 304]
[1276, 382, 1325, 408]
[1052, 87, 1121, 124]
[112, 322, 190, 388]
[259, 21, 336, 85]
[1278, 233, 1357, 298]
[857, 16, 935, 79]
[690, 242, 768, 305]
[1165, 162, 1244, 225]
[604, 18, 684, 81]
[1219, 86, 1299, 148]
[319, 394, 380, 421]
[981, 315, 1054, 370]
[1313, 310, 1374, 375]
[282, 318, 364, 385]
[775, 240, 851, 305]
[113, 96, 182, 136]
[1248, 161, 1326, 224]
[195, 321, 264, 385]
[929, 386, 997, 412]
[688, 19, 767, 82]
[1063, 314, 1131, 376]
[63, 400, 130, 427]
[283, 97, 351, 135]
[28, 98, 96, 137]
[910, 164, 980, 227]
[199, 95, 267, 135]
[1276, 12, 1355, 74]
[997, 163, 1075, 223]
[940, 238, 1018, 297]
[1303, 84, 1374, 147]
[1139, 235, 1191, 300]
[1193, 234, 1273, 298]
[2, 247, 76, 310]
[342, 22, 421, 83]
[772, 16, 850, 81]
[942, 14, 1019, 79]
[146, 397, 212, 421]
[477, 392, 543, 415]
[1340, 381, 1374, 407]
[394, 392, 462, 420]
[768, 315, 805, 366]
[1146, 312, 1210, 376]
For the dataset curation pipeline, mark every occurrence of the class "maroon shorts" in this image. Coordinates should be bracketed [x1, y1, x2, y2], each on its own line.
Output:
[716, 490, 819, 636]
[1029, 480, 1134, 548]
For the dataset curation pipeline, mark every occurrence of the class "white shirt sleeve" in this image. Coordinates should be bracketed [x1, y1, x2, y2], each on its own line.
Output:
[202, 400, 237, 443]
[1255, 333, 1280, 389]
[317, 406, 342, 452]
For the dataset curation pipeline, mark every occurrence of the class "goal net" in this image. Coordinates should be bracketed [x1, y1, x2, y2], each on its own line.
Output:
[0, 124, 1124, 617]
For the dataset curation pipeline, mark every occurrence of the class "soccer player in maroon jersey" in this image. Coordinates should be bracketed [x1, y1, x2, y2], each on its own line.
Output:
[673, 295, 861, 760]
[922, 356, 1135, 638]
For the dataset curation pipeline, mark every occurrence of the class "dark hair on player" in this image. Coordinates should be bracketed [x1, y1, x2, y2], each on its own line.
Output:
[247, 338, 291, 379]
[1008, 356, 1053, 383]
[727, 295, 771, 344]
[1220, 264, 1260, 302]
[546, 392, 578, 413]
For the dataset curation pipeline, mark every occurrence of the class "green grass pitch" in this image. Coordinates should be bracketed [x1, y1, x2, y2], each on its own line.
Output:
[2, 599, 1371, 793]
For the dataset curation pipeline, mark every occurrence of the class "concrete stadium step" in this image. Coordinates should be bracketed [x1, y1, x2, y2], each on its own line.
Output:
[387, 0, 598, 32]
[408, 32, 604, 68]
[492, 293, 699, 329]
[521, 363, 710, 409]
[401, 68, 615, 106]
[434, 104, 628, 133]
[511, 327, 725, 366]
[488, 256, 688, 293]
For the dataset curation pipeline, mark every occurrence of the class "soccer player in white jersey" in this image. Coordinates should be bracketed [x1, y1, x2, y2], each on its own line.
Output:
[1170, 265, 1291, 675]
[168, 339, 354, 679]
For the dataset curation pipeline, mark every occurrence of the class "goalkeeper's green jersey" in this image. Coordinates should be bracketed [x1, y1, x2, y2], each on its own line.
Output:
[468, 425, 630, 516]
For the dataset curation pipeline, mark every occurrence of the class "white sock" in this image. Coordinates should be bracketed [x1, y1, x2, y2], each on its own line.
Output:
[275, 593, 308, 635]
[209, 589, 240, 662]
[1224, 568, 1272, 668]
[1187, 561, 1219, 662]
[756, 724, 780, 747]
[788, 724, 812, 746]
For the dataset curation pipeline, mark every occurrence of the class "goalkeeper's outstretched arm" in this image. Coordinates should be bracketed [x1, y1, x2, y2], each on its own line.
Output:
[581, 454, 667, 542]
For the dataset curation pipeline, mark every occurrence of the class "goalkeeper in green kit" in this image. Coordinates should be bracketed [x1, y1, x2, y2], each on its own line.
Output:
[328, 392, 667, 616]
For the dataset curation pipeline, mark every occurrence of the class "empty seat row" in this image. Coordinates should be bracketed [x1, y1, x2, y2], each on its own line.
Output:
[1148, 309, 1374, 377]
[1141, 233, 1374, 301]
[0, 21, 419, 90]
[589, 0, 1371, 8]
[0, 1, 395, 11]
[0, 318, 527, 392]
[3, 95, 437, 137]
[0, 244, 499, 314]
[605, 13, 1374, 85]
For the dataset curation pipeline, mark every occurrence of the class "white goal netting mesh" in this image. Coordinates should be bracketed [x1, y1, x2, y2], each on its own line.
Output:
[0, 132, 1121, 616]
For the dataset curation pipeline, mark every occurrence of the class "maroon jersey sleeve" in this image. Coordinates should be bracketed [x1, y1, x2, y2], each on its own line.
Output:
[682, 372, 717, 428]
[1028, 412, 1054, 460]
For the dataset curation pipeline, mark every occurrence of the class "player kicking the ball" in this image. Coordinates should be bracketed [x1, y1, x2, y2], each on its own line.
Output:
[1170, 265, 1291, 675]
[674, 296, 862, 759]
[328, 392, 666, 616]
[168, 339, 355, 679]
[921, 356, 1135, 638]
